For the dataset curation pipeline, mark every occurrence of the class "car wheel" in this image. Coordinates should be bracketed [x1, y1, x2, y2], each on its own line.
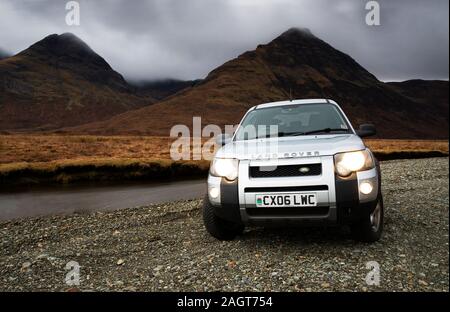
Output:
[202, 195, 244, 241]
[351, 194, 384, 243]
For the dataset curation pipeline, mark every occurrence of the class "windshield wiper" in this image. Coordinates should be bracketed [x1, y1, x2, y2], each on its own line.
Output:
[278, 129, 348, 137]
[253, 128, 348, 139]
[281, 131, 306, 137]
[254, 132, 299, 138]
[302, 128, 349, 135]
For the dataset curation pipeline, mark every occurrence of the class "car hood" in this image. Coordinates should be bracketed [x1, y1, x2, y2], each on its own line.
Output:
[216, 134, 366, 160]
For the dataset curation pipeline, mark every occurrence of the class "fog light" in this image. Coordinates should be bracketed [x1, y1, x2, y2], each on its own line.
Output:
[359, 181, 373, 195]
[209, 187, 220, 199]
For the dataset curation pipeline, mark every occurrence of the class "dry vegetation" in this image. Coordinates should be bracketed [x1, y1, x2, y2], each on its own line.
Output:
[0, 135, 208, 185]
[0, 135, 175, 164]
[364, 139, 449, 154]
[0, 135, 447, 164]
[0, 135, 447, 185]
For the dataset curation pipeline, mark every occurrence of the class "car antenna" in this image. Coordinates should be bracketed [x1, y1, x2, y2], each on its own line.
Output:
[289, 87, 293, 102]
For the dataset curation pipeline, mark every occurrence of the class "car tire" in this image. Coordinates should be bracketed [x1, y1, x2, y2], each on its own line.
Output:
[351, 194, 384, 243]
[202, 196, 244, 241]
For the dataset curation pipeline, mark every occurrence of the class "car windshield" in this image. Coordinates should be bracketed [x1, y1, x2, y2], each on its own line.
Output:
[234, 103, 351, 141]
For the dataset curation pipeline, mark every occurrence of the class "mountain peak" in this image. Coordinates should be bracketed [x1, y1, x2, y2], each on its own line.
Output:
[281, 27, 313, 36]
[7, 33, 135, 95]
[19, 33, 112, 75]
[20, 32, 112, 70]
[276, 27, 315, 42]
[0, 33, 152, 131]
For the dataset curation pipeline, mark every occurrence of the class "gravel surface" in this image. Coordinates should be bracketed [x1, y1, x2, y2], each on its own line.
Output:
[0, 157, 448, 292]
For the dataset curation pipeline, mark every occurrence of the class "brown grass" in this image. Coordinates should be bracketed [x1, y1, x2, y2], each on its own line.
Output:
[0, 135, 447, 164]
[0, 135, 175, 164]
[364, 139, 449, 154]
[0, 158, 210, 186]
[0, 135, 447, 185]
[0, 135, 208, 185]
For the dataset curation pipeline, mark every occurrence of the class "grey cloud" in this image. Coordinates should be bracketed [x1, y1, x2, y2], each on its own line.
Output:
[0, 0, 448, 81]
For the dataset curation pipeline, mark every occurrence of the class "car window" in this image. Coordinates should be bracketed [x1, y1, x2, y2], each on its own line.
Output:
[235, 103, 350, 140]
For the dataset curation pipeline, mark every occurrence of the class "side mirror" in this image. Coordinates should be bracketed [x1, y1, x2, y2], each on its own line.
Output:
[216, 133, 232, 146]
[356, 123, 376, 138]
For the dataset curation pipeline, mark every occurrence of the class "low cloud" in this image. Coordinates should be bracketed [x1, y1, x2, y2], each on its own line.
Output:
[0, 0, 448, 81]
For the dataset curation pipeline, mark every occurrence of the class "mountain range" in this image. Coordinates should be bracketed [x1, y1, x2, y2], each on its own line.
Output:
[0, 29, 448, 138]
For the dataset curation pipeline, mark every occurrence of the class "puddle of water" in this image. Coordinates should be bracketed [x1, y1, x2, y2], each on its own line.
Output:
[0, 179, 206, 220]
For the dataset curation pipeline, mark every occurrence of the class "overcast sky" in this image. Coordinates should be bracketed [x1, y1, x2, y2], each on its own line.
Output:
[0, 0, 448, 81]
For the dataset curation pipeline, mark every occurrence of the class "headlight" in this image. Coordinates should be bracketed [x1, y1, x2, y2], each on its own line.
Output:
[210, 158, 239, 181]
[334, 149, 374, 177]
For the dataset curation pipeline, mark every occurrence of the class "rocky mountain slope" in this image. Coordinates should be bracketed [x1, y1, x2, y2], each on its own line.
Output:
[70, 28, 448, 139]
[387, 79, 448, 116]
[1, 29, 447, 138]
[0, 33, 154, 131]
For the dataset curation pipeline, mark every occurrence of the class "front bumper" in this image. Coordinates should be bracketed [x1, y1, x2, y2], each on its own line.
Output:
[207, 156, 380, 225]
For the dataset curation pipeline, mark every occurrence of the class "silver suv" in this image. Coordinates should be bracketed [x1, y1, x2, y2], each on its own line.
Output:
[203, 99, 383, 242]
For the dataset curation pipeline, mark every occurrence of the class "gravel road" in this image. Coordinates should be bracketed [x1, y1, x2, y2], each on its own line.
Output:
[0, 157, 448, 292]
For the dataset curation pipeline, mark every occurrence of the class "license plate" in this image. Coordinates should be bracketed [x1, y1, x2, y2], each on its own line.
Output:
[255, 193, 317, 207]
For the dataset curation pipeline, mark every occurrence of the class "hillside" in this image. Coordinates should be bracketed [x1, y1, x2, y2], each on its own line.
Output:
[132, 79, 203, 101]
[69, 28, 448, 139]
[387, 79, 449, 117]
[0, 33, 154, 131]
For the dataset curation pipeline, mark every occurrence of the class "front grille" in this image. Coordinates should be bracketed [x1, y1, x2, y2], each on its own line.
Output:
[249, 163, 321, 178]
[244, 185, 328, 193]
[246, 206, 329, 217]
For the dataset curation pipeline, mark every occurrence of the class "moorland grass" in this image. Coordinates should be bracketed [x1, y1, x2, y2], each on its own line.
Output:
[0, 135, 447, 186]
